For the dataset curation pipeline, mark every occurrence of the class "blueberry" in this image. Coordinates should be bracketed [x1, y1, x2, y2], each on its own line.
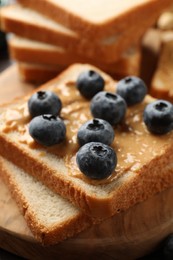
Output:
[28, 90, 62, 117]
[162, 234, 173, 260]
[90, 91, 127, 125]
[116, 76, 147, 106]
[29, 114, 66, 146]
[76, 142, 117, 180]
[76, 70, 105, 99]
[143, 100, 173, 134]
[77, 118, 114, 146]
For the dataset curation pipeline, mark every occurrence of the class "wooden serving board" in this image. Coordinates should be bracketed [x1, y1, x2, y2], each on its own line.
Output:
[1, 65, 173, 260]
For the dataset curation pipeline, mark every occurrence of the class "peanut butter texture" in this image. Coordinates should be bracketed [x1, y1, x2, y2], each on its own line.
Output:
[1, 71, 173, 185]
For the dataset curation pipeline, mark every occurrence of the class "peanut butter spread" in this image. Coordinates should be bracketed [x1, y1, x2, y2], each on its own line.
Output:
[1, 77, 173, 185]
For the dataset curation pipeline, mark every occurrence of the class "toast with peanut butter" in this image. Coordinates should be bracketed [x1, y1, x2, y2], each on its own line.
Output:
[9, 36, 141, 80]
[1, 2, 171, 63]
[1, 64, 173, 219]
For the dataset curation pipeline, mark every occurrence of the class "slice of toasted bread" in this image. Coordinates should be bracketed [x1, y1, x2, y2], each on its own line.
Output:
[0, 64, 173, 219]
[17, 0, 172, 39]
[18, 62, 65, 83]
[0, 156, 92, 245]
[10, 36, 141, 81]
[150, 36, 173, 101]
[0, 4, 164, 63]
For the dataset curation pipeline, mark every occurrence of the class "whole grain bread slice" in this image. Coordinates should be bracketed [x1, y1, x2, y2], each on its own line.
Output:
[17, 0, 172, 40]
[9, 36, 141, 79]
[0, 156, 92, 245]
[0, 4, 163, 63]
[1, 64, 173, 219]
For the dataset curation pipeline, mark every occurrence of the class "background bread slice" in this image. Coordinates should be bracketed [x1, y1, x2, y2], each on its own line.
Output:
[9, 36, 90, 66]
[150, 36, 173, 101]
[1, 64, 173, 219]
[9, 36, 141, 81]
[0, 5, 78, 51]
[0, 4, 162, 63]
[0, 156, 92, 245]
[18, 62, 65, 83]
[17, 0, 173, 39]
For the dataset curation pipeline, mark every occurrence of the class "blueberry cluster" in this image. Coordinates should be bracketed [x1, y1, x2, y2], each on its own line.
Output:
[27, 71, 173, 180]
[76, 72, 149, 180]
[28, 90, 66, 146]
[76, 70, 124, 180]
[115, 76, 173, 134]
[76, 119, 117, 180]
[76, 71, 173, 180]
[75, 72, 151, 180]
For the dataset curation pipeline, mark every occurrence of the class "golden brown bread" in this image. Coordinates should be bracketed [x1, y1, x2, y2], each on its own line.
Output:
[0, 156, 92, 245]
[1, 2, 171, 63]
[17, 0, 173, 39]
[9, 36, 141, 81]
[18, 62, 65, 83]
[2, 156, 173, 258]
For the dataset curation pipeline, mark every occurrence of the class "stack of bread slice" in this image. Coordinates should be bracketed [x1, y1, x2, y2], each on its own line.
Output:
[0, 0, 172, 83]
[1, 63, 173, 250]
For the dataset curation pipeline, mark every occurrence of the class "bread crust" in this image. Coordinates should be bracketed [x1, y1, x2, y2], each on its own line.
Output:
[18, 62, 65, 83]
